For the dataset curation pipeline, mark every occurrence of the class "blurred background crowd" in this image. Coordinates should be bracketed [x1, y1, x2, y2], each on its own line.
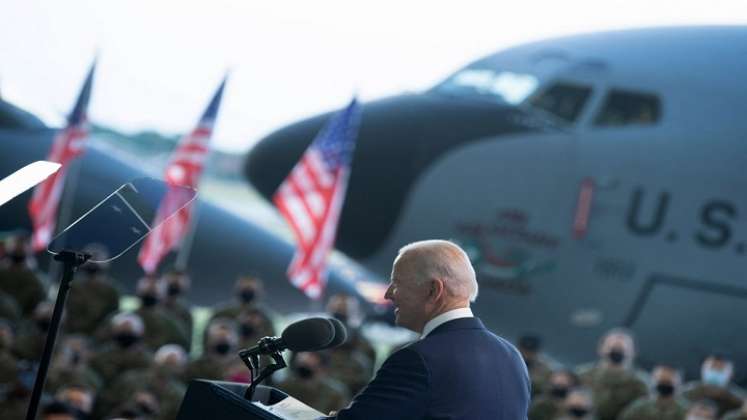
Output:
[0, 231, 745, 420]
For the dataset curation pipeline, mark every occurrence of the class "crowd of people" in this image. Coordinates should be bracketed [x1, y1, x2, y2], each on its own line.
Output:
[522, 330, 747, 420]
[0, 233, 378, 420]
[0, 231, 746, 420]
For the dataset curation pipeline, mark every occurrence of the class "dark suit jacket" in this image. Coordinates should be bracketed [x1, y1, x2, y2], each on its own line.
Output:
[328, 317, 530, 420]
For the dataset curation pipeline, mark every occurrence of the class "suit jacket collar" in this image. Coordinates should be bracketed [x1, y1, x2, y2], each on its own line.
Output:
[426, 317, 486, 338]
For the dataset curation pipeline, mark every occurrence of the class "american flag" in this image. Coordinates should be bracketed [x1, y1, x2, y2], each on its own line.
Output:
[28, 62, 96, 252]
[137, 77, 227, 274]
[273, 98, 361, 299]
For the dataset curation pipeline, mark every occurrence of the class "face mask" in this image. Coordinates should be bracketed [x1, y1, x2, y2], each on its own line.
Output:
[213, 342, 231, 355]
[295, 365, 314, 380]
[70, 351, 82, 366]
[140, 294, 159, 307]
[550, 386, 568, 399]
[240, 324, 256, 338]
[607, 349, 626, 365]
[167, 284, 182, 297]
[702, 368, 730, 387]
[114, 333, 139, 348]
[524, 358, 535, 370]
[656, 382, 675, 397]
[36, 319, 51, 332]
[568, 406, 589, 418]
[10, 253, 26, 265]
[83, 265, 100, 276]
[239, 290, 256, 304]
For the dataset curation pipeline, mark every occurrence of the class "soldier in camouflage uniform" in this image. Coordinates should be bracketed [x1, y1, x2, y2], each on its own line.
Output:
[65, 244, 120, 335]
[186, 320, 238, 381]
[210, 275, 273, 322]
[13, 300, 54, 362]
[46, 335, 102, 392]
[324, 294, 375, 395]
[518, 334, 555, 398]
[0, 291, 21, 322]
[89, 312, 152, 387]
[575, 328, 648, 420]
[55, 385, 96, 420]
[98, 344, 188, 420]
[723, 401, 747, 420]
[0, 319, 19, 385]
[0, 235, 47, 316]
[529, 369, 580, 420]
[161, 269, 194, 346]
[135, 274, 190, 351]
[276, 351, 351, 414]
[682, 354, 745, 417]
[555, 387, 597, 420]
[619, 364, 688, 420]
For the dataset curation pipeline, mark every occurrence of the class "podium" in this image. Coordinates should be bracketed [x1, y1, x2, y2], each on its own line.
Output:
[176, 380, 326, 420]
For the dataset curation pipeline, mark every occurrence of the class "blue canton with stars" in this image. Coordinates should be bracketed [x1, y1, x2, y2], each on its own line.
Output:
[313, 98, 361, 171]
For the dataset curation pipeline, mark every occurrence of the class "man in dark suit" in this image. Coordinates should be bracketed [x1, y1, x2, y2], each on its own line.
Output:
[326, 239, 530, 420]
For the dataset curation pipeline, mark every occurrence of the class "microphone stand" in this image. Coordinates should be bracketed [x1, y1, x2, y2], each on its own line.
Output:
[25, 250, 90, 420]
[239, 337, 287, 400]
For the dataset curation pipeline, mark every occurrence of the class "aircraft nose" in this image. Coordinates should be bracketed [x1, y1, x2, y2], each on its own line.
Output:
[245, 92, 544, 260]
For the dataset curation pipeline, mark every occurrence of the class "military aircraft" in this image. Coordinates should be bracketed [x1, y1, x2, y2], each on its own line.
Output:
[245, 26, 747, 382]
[0, 97, 383, 313]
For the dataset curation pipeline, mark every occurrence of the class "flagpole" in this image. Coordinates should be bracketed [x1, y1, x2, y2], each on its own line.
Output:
[46, 158, 84, 281]
[174, 200, 200, 271]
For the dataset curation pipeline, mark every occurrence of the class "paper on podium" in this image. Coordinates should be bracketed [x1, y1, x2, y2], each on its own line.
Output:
[253, 396, 324, 420]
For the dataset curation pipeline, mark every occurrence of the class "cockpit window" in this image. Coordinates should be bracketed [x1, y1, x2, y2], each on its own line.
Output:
[527, 82, 593, 123]
[593, 90, 660, 127]
[433, 68, 539, 105]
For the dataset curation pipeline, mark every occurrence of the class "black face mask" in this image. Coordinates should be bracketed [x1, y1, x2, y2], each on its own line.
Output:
[83, 264, 101, 276]
[607, 349, 626, 365]
[239, 290, 256, 304]
[332, 312, 348, 325]
[140, 294, 159, 307]
[213, 342, 231, 355]
[295, 365, 315, 380]
[524, 358, 535, 370]
[167, 284, 182, 297]
[10, 253, 26, 265]
[550, 386, 569, 399]
[36, 319, 51, 332]
[568, 406, 589, 418]
[240, 324, 256, 338]
[70, 351, 82, 366]
[114, 333, 139, 348]
[656, 382, 675, 397]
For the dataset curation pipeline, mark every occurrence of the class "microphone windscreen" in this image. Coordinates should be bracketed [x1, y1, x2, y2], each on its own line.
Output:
[281, 317, 335, 352]
[327, 318, 348, 348]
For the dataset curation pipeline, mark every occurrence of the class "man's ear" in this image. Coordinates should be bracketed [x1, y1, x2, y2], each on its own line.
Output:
[429, 278, 445, 302]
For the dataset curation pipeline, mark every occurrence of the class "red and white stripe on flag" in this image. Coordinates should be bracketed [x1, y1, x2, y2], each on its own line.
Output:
[137, 127, 211, 274]
[28, 126, 87, 251]
[273, 149, 349, 299]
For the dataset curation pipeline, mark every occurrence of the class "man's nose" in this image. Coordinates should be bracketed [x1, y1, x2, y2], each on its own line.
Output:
[384, 285, 393, 301]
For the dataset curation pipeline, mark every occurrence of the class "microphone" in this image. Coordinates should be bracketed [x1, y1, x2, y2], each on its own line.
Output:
[239, 317, 335, 358]
[327, 317, 348, 348]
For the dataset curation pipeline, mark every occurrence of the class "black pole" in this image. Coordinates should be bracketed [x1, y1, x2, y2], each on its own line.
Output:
[25, 250, 89, 420]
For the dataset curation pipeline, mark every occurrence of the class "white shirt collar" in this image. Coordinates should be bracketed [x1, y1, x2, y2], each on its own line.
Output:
[421, 307, 474, 338]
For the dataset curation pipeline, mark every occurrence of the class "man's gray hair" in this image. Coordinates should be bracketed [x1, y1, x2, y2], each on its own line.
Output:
[397, 239, 479, 302]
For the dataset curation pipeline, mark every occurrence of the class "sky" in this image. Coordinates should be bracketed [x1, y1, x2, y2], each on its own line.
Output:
[1, 0, 746, 153]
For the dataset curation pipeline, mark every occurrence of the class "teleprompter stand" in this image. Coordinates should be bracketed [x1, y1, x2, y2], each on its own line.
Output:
[25, 250, 90, 420]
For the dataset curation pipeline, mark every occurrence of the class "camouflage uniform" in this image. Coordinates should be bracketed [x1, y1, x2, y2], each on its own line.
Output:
[185, 353, 233, 382]
[12, 318, 48, 362]
[136, 306, 190, 351]
[0, 265, 46, 316]
[576, 363, 648, 420]
[163, 297, 193, 346]
[527, 355, 554, 397]
[276, 375, 350, 414]
[528, 395, 563, 420]
[89, 343, 152, 386]
[95, 367, 186, 420]
[0, 291, 21, 322]
[46, 363, 102, 393]
[325, 346, 373, 396]
[682, 382, 745, 418]
[618, 396, 688, 420]
[65, 273, 120, 335]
